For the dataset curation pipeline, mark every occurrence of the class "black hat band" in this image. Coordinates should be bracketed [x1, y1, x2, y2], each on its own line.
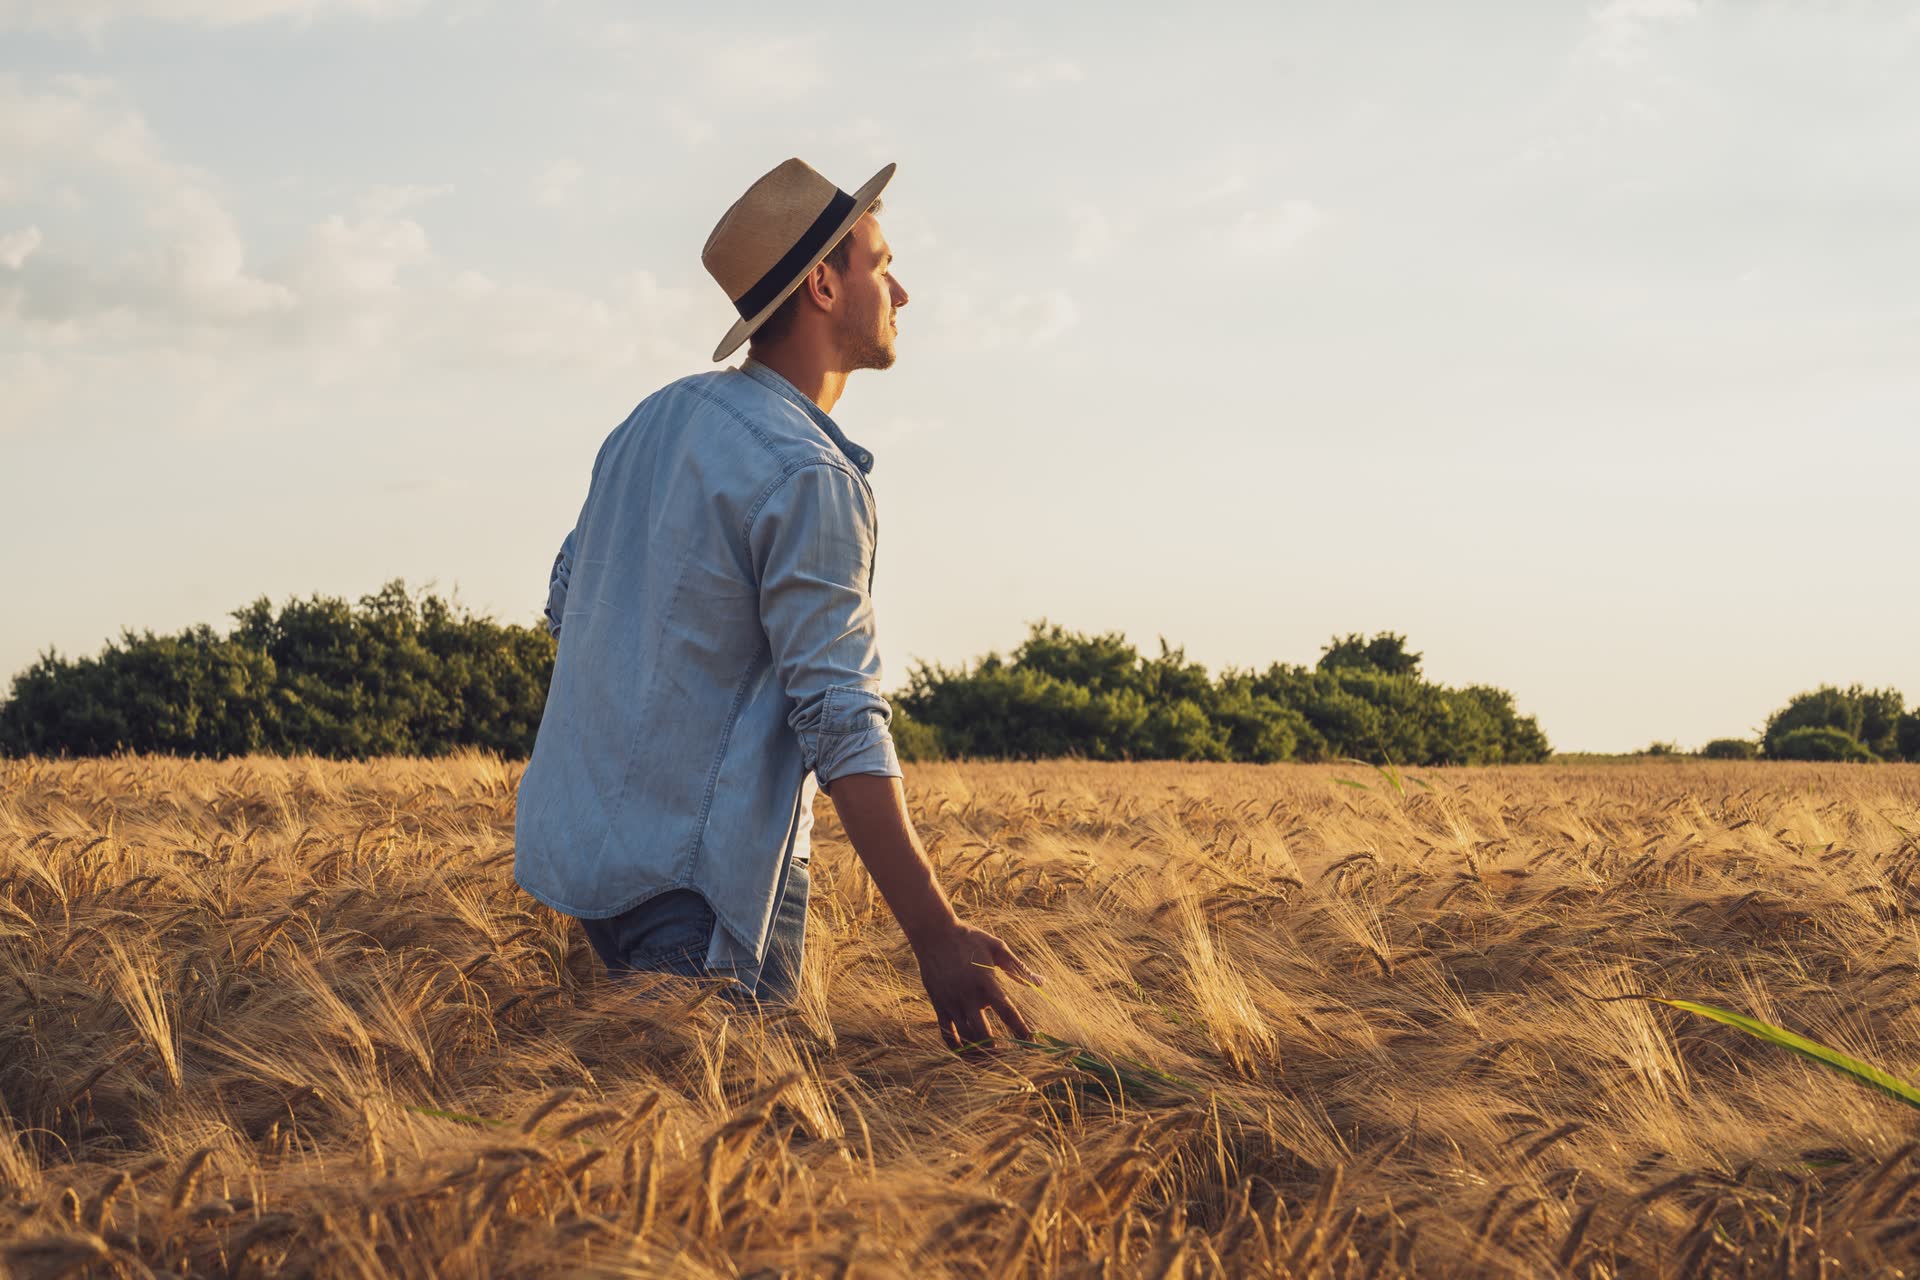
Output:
[732, 188, 857, 320]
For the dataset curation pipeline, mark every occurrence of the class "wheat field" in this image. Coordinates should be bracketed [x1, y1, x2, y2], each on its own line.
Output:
[3, 756, 1920, 1277]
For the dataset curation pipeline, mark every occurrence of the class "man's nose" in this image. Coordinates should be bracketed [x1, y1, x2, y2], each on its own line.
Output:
[891, 277, 909, 308]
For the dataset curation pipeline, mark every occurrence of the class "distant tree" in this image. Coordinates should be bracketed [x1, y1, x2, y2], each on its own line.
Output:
[1211, 676, 1306, 764]
[1900, 714, 1920, 764]
[0, 626, 277, 757]
[1768, 725, 1875, 763]
[1763, 685, 1905, 760]
[1641, 741, 1679, 757]
[6, 607, 1555, 767]
[1700, 738, 1759, 760]
[1, 582, 553, 759]
[1318, 632, 1423, 677]
[1450, 684, 1553, 765]
[898, 624, 1548, 766]
[1859, 688, 1907, 760]
[1011, 622, 1142, 695]
[888, 706, 945, 763]
[1144, 698, 1232, 762]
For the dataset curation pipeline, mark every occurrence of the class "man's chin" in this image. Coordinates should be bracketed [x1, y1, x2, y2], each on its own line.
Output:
[840, 328, 898, 373]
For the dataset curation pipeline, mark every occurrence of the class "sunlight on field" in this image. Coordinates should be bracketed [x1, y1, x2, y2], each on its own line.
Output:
[3, 756, 1920, 1276]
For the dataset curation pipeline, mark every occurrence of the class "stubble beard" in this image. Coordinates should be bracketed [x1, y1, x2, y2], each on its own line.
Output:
[838, 305, 897, 372]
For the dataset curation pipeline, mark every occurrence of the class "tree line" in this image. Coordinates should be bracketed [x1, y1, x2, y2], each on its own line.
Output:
[1694, 684, 1920, 763]
[890, 625, 1551, 764]
[1, 582, 1905, 765]
[0, 585, 1552, 764]
[0, 583, 554, 759]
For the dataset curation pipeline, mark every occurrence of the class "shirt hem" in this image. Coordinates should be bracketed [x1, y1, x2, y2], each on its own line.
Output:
[514, 869, 776, 965]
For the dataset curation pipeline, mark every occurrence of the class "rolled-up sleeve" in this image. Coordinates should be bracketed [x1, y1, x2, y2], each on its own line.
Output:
[543, 527, 576, 639]
[749, 460, 901, 789]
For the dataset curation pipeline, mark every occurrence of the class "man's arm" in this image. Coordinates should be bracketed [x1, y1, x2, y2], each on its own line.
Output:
[543, 527, 576, 640]
[828, 773, 1042, 1049]
[751, 463, 1041, 1048]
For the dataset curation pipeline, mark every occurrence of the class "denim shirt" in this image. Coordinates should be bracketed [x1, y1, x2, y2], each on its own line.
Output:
[513, 359, 902, 966]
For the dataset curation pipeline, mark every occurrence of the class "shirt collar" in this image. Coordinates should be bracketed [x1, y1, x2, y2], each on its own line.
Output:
[737, 358, 876, 475]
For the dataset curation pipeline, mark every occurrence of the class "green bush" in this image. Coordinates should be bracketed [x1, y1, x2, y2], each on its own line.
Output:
[1700, 738, 1759, 760]
[897, 624, 1550, 766]
[1767, 725, 1875, 763]
[1319, 632, 1422, 677]
[0, 626, 278, 757]
[1764, 685, 1904, 760]
[0, 582, 553, 760]
[887, 707, 946, 764]
[3, 604, 1556, 768]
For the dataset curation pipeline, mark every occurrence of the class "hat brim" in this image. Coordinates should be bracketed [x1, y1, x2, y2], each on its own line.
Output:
[711, 162, 896, 362]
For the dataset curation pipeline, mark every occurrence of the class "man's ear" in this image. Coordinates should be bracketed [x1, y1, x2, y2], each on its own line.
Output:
[803, 259, 837, 311]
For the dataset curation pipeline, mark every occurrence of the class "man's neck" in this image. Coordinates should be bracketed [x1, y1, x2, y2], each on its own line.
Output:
[745, 345, 849, 415]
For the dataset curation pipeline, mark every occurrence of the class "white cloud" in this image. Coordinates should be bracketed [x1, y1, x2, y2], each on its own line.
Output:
[1620, 98, 1662, 125]
[358, 182, 452, 217]
[821, 115, 902, 157]
[0, 225, 41, 269]
[1068, 204, 1125, 264]
[969, 25, 1087, 90]
[0, 0, 426, 32]
[663, 105, 714, 149]
[0, 350, 60, 432]
[0, 74, 717, 415]
[283, 213, 431, 296]
[1002, 290, 1078, 345]
[149, 186, 296, 316]
[1583, 0, 1704, 64]
[532, 159, 582, 209]
[933, 288, 1079, 350]
[1009, 56, 1085, 89]
[0, 75, 293, 323]
[450, 267, 496, 298]
[1185, 173, 1251, 207]
[704, 34, 825, 103]
[621, 30, 826, 105]
[1229, 201, 1324, 258]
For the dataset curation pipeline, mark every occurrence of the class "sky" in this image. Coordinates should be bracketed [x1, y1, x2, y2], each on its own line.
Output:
[1, 0, 1915, 754]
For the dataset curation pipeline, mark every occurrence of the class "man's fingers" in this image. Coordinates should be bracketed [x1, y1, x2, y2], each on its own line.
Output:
[988, 987, 1033, 1042]
[929, 929, 1046, 1054]
[956, 1008, 993, 1050]
[990, 937, 1044, 988]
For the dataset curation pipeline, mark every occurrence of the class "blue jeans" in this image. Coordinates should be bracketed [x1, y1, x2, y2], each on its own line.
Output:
[578, 856, 810, 1006]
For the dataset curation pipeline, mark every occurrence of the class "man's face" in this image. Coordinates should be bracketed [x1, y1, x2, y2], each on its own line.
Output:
[833, 213, 909, 371]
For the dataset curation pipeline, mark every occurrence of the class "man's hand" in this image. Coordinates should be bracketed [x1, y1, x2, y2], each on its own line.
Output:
[912, 919, 1041, 1052]
[826, 772, 1045, 1050]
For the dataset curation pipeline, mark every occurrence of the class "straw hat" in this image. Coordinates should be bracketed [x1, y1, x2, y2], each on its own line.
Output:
[702, 158, 895, 362]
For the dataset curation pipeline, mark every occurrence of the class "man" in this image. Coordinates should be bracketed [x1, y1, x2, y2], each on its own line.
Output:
[514, 158, 1040, 1052]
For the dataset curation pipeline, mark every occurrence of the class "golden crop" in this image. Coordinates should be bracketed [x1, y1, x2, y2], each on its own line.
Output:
[2, 755, 1919, 1277]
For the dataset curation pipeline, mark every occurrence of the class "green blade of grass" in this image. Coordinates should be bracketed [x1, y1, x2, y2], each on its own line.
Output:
[403, 1102, 600, 1151]
[1338, 756, 1407, 796]
[404, 1103, 504, 1127]
[986, 966, 1203, 1101]
[1009, 1033, 1200, 1102]
[1628, 995, 1920, 1113]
